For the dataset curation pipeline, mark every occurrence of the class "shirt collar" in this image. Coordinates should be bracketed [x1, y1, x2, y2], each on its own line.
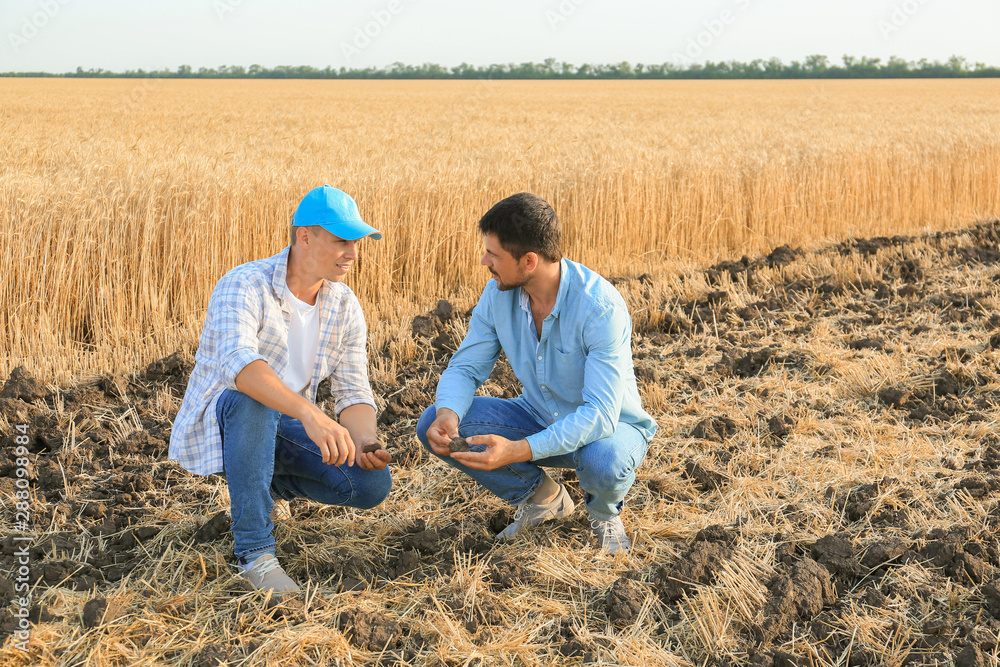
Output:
[271, 246, 292, 302]
[272, 245, 332, 308]
[518, 259, 569, 318]
[549, 259, 569, 319]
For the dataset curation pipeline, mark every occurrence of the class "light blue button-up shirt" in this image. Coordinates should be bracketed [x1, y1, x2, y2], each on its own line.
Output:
[435, 259, 657, 459]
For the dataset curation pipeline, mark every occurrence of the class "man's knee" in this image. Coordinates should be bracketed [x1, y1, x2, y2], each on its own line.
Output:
[353, 468, 393, 510]
[218, 389, 278, 424]
[577, 435, 643, 492]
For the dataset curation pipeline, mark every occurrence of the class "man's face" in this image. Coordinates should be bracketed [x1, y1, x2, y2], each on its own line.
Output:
[481, 233, 528, 291]
[302, 226, 360, 283]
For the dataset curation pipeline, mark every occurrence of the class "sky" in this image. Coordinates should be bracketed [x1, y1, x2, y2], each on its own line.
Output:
[1, 0, 997, 73]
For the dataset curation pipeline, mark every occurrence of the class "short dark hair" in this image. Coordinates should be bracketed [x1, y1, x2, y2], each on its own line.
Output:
[290, 224, 318, 246]
[477, 193, 562, 263]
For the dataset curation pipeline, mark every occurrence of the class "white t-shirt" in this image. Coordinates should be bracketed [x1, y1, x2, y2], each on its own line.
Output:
[282, 290, 321, 395]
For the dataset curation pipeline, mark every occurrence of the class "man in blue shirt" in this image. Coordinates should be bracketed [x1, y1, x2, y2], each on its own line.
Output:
[417, 193, 657, 554]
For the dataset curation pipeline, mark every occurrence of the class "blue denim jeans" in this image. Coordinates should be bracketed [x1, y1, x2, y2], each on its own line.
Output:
[416, 397, 647, 519]
[217, 389, 392, 563]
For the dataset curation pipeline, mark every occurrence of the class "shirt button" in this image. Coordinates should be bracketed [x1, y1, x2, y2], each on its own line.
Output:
[541, 385, 546, 390]
[537, 355, 543, 360]
[554, 412, 559, 416]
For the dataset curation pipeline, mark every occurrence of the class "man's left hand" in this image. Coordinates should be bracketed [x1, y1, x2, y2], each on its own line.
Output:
[357, 441, 392, 471]
[450, 435, 532, 471]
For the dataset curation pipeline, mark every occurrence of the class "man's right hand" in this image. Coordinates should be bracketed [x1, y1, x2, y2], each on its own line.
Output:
[301, 408, 356, 466]
[427, 408, 460, 456]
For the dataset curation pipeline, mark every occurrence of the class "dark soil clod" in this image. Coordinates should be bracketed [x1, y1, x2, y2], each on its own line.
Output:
[683, 459, 729, 492]
[1, 365, 47, 402]
[81, 597, 124, 629]
[878, 386, 911, 409]
[691, 416, 737, 442]
[655, 540, 732, 603]
[336, 608, 403, 652]
[604, 577, 647, 626]
[192, 511, 231, 544]
[448, 436, 470, 452]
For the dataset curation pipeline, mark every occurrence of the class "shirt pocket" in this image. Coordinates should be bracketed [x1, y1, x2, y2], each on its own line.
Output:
[551, 345, 586, 399]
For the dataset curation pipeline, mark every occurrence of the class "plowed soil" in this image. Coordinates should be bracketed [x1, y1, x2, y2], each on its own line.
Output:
[3, 221, 1000, 666]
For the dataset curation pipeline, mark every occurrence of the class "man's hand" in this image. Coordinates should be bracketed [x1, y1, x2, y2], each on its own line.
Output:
[450, 435, 532, 471]
[426, 408, 460, 456]
[301, 408, 356, 466]
[357, 438, 392, 471]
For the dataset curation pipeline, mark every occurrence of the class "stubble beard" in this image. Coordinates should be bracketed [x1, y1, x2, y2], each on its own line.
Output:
[491, 270, 529, 292]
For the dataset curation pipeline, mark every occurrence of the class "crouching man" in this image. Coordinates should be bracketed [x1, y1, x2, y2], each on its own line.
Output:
[417, 193, 657, 554]
[170, 186, 392, 593]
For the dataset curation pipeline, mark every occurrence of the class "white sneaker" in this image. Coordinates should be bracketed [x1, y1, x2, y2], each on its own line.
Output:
[240, 553, 300, 594]
[590, 515, 631, 554]
[497, 484, 576, 541]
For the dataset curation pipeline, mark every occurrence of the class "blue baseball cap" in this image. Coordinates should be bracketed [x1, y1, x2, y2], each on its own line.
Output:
[292, 186, 383, 240]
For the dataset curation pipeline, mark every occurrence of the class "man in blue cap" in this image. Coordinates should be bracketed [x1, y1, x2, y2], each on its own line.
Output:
[170, 185, 391, 594]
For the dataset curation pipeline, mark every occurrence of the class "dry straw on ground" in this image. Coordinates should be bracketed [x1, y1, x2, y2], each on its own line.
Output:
[1, 79, 999, 383]
[3, 218, 1000, 665]
[3, 79, 1000, 666]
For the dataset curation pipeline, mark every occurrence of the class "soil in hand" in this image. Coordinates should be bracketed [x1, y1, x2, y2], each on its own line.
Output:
[448, 437, 470, 453]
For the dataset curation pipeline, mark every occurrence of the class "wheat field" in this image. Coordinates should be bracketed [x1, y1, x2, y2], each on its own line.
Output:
[3, 78, 1000, 666]
[2, 78, 999, 383]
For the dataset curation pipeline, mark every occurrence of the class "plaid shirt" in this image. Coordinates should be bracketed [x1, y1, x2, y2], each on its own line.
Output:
[168, 246, 376, 476]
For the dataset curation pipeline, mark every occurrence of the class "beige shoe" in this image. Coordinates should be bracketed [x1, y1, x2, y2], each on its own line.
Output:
[497, 484, 575, 540]
[240, 554, 300, 594]
[590, 515, 631, 555]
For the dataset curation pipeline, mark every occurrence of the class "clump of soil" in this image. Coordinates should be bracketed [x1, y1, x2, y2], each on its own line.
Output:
[716, 347, 806, 379]
[683, 459, 729, 492]
[1, 366, 47, 402]
[878, 386, 911, 408]
[655, 539, 732, 603]
[604, 576, 647, 626]
[753, 558, 834, 644]
[860, 538, 910, 569]
[192, 643, 232, 667]
[810, 533, 862, 583]
[448, 437, 470, 453]
[362, 442, 382, 454]
[81, 597, 125, 629]
[488, 557, 534, 589]
[691, 416, 736, 442]
[192, 511, 230, 544]
[766, 414, 796, 439]
[336, 608, 404, 652]
[553, 619, 599, 662]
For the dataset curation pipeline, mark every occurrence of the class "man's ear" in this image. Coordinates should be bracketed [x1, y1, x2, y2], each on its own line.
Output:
[522, 251, 539, 272]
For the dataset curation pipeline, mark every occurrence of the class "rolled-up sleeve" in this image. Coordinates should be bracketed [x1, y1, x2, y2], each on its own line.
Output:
[435, 283, 502, 421]
[526, 306, 630, 459]
[203, 276, 267, 390]
[327, 297, 377, 415]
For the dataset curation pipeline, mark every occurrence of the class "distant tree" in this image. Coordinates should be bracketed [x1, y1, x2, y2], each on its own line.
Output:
[804, 54, 829, 75]
[9, 55, 1000, 80]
